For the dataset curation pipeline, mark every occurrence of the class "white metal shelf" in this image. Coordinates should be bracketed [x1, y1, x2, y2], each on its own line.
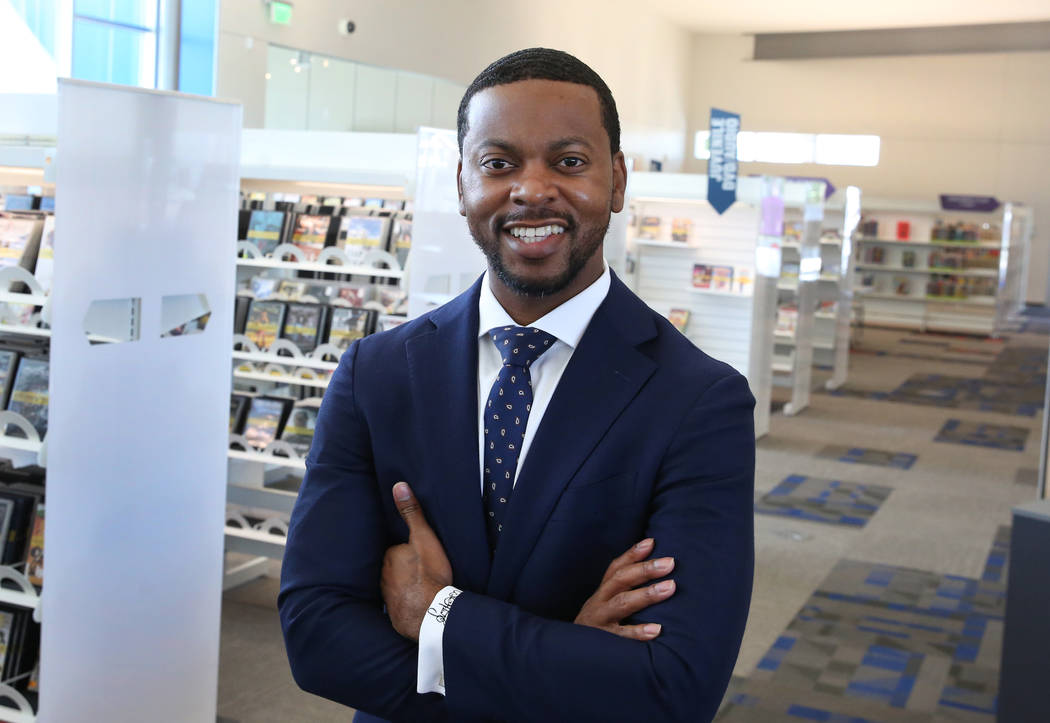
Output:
[856, 238, 1000, 249]
[236, 257, 403, 279]
[774, 333, 834, 350]
[224, 525, 288, 559]
[232, 370, 330, 390]
[856, 264, 998, 278]
[233, 350, 339, 372]
[858, 291, 996, 307]
[685, 287, 753, 299]
[227, 449, 307, 471]
[633, 239, 694, 249]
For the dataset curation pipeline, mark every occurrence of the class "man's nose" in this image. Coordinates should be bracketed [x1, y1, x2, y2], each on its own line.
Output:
[510, 163, 557, 206]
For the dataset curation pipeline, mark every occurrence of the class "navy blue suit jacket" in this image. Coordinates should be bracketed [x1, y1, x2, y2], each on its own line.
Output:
[279, 272, 755, 722]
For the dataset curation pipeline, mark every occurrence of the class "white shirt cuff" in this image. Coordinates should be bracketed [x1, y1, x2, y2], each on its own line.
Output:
[416, 585, 462, 696]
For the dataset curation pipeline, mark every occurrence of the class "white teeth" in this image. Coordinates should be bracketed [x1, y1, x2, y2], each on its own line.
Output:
[508, 225, 566, 242]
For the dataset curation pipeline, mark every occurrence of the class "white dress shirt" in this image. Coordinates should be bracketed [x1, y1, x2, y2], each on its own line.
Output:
[416, 262, 611, 695]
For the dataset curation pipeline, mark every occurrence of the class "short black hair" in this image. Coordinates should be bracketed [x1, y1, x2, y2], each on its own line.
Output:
[457, 48, 620, 157]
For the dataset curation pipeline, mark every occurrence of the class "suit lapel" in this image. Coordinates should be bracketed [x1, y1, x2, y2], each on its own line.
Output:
[405, 278, 491, 592]
[487, 274, 658, 600]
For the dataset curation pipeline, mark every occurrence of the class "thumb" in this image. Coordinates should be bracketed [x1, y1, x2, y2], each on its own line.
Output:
[393, 482, 433, 539]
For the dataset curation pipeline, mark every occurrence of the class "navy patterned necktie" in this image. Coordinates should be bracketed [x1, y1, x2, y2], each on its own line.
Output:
[483, 325, 557, 552]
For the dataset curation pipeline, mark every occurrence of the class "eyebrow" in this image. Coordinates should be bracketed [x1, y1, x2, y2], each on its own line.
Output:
[476, 136, 595, 154]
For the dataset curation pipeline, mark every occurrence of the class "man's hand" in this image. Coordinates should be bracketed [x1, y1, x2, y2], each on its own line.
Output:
[381, 482, 454, 642]
[574, 538, 675, 640]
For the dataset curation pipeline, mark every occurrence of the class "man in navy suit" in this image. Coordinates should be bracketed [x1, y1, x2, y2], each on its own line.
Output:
[279, 48, 755, 722]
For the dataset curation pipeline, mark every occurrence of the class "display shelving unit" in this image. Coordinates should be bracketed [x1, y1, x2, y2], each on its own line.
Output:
[224, 129, 417, 590]
[624, 172, 814, 435]
[777, 186, 861, 395]
[853, 199, 1030, 335]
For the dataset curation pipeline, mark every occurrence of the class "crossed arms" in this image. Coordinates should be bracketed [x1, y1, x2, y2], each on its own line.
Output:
[278, 343, 756, 722]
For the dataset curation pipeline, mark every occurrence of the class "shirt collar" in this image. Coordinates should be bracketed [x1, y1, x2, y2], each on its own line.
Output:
[478, 261, 611, 349]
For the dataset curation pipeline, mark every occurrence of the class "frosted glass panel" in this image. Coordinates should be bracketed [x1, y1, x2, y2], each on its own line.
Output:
[394, 71, 433, 134]
[307, 55, 355, 131]
[432, 78, 464, 131]
[265, 45, 308, 130]
[353, 63, 396, 132]
[48, 79, 240, 722]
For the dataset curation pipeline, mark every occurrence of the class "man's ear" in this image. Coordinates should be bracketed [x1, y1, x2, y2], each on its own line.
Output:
[457, 160, 466, 217]
[610, 151, 628, 214]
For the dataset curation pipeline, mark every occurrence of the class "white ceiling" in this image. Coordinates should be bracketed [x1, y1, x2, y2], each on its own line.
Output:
[651, 0, 1050, 34]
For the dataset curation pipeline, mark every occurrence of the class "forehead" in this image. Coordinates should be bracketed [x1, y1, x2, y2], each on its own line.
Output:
[464, 79, 607, 151]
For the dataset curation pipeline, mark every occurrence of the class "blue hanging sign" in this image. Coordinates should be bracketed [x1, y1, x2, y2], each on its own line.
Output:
[708, 108, 740, 215]
[939, 194, 1000, 212]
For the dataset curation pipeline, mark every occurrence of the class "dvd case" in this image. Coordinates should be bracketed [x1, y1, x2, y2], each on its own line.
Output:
[338, 216, 391, 264]
[246, 210, 287, 257]
[0, 351, 20, 409]
[244, 301, 286, 351]
[326, 307, 377, 350]
[243, 396, 293, 449]
[290, 213, 334, 262]
[280, 399, 321, 456]
[281, 303, 327, 354]
[389, 215, 412, 268]
[5, 358, 48, 440]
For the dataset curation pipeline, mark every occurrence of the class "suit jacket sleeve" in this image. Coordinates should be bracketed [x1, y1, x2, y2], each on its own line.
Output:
[442, 372, 755, 723]
[277, 342, 448, 722]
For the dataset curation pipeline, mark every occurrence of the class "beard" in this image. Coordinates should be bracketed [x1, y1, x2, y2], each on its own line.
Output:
[467, 207, 610, 297]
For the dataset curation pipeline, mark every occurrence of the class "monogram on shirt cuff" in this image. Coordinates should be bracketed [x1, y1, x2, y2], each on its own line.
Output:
[426, 587, 462, 625]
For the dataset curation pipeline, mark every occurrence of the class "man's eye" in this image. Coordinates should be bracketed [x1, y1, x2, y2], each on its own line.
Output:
[482, 159, 512, 170]
[559, 157, 586, 168]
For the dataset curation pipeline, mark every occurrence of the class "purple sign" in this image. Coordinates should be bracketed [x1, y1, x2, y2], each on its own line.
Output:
[939, 194, 1000, 212]
[786, 176, 836, 200]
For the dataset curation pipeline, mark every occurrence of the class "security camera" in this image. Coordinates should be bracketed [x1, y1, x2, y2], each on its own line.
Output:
[337, 18, 356, 35]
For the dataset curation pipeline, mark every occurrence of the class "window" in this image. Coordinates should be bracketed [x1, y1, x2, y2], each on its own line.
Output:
[72, 0, 159, 88]
[694, 131, 880, 167]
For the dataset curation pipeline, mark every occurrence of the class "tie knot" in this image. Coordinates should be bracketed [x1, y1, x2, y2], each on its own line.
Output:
[489, 326, 557, 368]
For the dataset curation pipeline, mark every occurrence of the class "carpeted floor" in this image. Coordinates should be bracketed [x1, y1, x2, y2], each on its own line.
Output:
[217, 321, 1048, 722]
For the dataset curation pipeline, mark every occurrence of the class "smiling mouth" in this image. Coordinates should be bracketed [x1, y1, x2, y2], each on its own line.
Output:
[505, 224, 567, 244]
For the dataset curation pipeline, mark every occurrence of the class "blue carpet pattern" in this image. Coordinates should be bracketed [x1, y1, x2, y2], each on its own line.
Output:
[717, 527, 1011, 722]
[818, 446, 917, 470]
[934, 420, 1029, 452]
[756, 475, 892, 528]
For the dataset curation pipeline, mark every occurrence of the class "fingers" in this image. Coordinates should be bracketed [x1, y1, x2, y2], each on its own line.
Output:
[392, 482, 434, 540]
[612, 622, 663, 641]
[606, 556, 675, 594]
[601, 538, 654, 584]
[606, 579, 677, 621]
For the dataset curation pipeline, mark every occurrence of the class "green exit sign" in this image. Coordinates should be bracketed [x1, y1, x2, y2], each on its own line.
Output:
[268, 1, 293, 25]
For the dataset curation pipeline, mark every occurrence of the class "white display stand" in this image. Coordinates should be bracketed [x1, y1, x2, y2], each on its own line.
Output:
[627, 173, 843, 434]
[46, 80, 240, 722]
[854, 199, 1024, 335]
[996, 203, 1035, 331]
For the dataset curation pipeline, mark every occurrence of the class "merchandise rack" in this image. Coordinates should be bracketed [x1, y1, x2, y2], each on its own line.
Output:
[853, 198, 1032, 335]
[225, 129, 418, 590]
[777, 186, 861, 394]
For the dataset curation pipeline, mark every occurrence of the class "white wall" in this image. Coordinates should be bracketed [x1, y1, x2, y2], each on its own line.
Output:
[685, 34, 1050, 303]
[216, 0, 692, 169]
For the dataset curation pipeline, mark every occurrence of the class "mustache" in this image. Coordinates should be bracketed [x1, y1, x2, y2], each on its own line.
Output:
[496, 210, 575, 229]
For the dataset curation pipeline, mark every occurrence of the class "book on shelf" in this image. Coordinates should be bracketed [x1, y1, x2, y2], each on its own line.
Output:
[902, 251, 916, 268]
[692, 264, 712, 289]
[781, 263, 799, 284]
[230, 392, 253, 434]
[277, 280, 307, 301]
[5, 357, 48, 440]
[335, 285, 369, 307]
[711, 266, 734, 292]
[245, 209, 288, 256]
[281, 303, 328, 354]
[783, 222, 803, 244]
[233, 296, 251, 335]
[0, 601, 39, 686]
[243, 396, 294, 450]
[893, 276, 912, 295]
[670, 218, 691, 243]
[290, 213, 335, 262]
[776, 305, 798, 335]
[638, 216, 661, 240]
[389, 215, 412, 268]
[33, 215, 54, 296]
[0, 500, 13, 571]
[23, 502, 42, 587]
[249, 276, 280, 300]
[733, 267, 754, 295]
[244, 300, 286, 351]
[338, 215, 392, 264]
[327, 307, 378, 350]
[667, 309, 690, 333]
[0, 350, 20, 410]
[0, 487, 40, 566]
[280, 398, 322, 456]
